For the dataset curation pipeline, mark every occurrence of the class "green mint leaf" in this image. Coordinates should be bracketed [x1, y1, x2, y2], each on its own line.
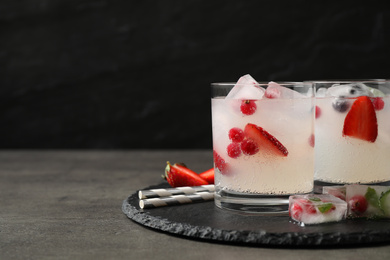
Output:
[365, 187, 380, 209]
[318, 203, 334, 213]
[379, 189, 390, 215]
[309, 197, 321, 202]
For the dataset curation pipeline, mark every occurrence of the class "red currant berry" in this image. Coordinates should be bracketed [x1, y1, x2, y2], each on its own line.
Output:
[240, 139, 259, 155]
[265, 88, 281, 99]
[227, 142, 242, 158]
[213, 150, 229, 175]
[289, 202, 303, 220]
[372, 97, 385, 111]
[297, 199, 317, 214]
[228, 127, 244, 143]
[240, 100, 257, 115]
[308, 134, 315, 148]
[306, 204, 317, 214]
[315, 106, 321, 118]
[348, 195, 368, 214]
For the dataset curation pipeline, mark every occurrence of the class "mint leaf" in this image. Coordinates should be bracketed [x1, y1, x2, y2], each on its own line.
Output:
[309, 197, 321, 202]
[365, 187, 381, 209]
[379, 189, 390, 216]
[318, 203, 334, 213]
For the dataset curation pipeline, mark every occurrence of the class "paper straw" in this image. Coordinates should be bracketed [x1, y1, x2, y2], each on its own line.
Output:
[138, 184, 215, 199]
[139, 191, 214, 209]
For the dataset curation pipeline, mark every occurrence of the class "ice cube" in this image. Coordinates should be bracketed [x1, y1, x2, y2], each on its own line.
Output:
[265, 81, 305, 99]
[323, 186, 346, 201]
[289, 194, 347, 225]
[326, 83, 374, 113]
[368, 87, 386, 97]
[226, 74, 265, 100]
[326, 83, 373, 98]
[315, 87, 327, 97]
[345, 184, 390, 219]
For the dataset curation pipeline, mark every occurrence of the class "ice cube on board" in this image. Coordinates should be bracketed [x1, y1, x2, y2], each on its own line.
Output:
[289, 194, 347, 225]
[226, 74, 265, 100]
[323, 186, 346, 201]
[345, 184, 390, 219]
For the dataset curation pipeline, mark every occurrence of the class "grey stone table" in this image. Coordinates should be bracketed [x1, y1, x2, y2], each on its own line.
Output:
[1, 150, 390, 260]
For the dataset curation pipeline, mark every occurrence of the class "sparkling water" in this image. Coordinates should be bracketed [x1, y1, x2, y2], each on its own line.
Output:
[212, 94, 314, 195]
[315, 95, 390, 184]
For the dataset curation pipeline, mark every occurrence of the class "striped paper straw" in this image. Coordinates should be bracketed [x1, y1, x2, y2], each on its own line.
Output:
[139, 191, 214, 209]
[138, 184, 215, 199]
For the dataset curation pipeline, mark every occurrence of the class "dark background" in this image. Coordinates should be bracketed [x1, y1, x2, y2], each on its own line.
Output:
[1, 1, 389, 149]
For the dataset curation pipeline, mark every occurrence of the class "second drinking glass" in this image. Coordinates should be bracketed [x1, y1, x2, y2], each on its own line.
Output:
[310, 80, 390, 193]
[211, 75, 315, 214]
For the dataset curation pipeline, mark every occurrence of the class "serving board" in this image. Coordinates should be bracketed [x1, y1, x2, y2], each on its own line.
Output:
[122, 183, 390, 247]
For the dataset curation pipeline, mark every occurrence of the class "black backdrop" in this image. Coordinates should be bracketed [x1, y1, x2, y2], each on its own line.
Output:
[1, 1, 389, 149]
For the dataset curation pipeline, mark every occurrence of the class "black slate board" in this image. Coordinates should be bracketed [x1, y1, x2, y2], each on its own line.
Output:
[122, 183, 390, 247]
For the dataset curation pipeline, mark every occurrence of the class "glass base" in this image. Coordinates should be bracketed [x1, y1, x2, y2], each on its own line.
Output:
[314, 180, 390, 194]
[214, 189, 295, 215]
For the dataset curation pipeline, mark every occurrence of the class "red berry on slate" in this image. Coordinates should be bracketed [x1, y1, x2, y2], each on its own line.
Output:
[348, 195, 368, 214]
[227, 142, 242, 158]
[240, 139, 259, 155]
[228, 127, 245, 143]
[240, 100, 257, 115]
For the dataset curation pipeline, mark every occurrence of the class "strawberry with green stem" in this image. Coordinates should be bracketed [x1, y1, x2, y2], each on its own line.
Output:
[164, 162, 209, 187]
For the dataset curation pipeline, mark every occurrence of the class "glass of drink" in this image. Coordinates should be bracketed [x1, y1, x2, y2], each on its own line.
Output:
[211, 75, 315, 214]
[311, 80, 390, 193]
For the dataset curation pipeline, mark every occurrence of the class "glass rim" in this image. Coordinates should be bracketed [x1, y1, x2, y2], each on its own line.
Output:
[304, 79, 389, 83]
[211, 82, 312, 86]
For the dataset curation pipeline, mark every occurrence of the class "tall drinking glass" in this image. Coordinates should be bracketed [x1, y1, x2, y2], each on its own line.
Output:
[211, 81, 314, 214]
[311, 80, 390, 193]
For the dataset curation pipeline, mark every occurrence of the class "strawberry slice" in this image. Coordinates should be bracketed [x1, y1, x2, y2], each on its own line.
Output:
[165, 162, 209, 187]
[199, 168, 214, 184]
[342, 96, 378, 142]
[244, 123, 288, 157]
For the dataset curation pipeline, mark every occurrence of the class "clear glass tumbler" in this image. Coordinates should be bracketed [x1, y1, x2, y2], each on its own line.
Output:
[211, 81, 315, 214]
[310, 80, 390, 193]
